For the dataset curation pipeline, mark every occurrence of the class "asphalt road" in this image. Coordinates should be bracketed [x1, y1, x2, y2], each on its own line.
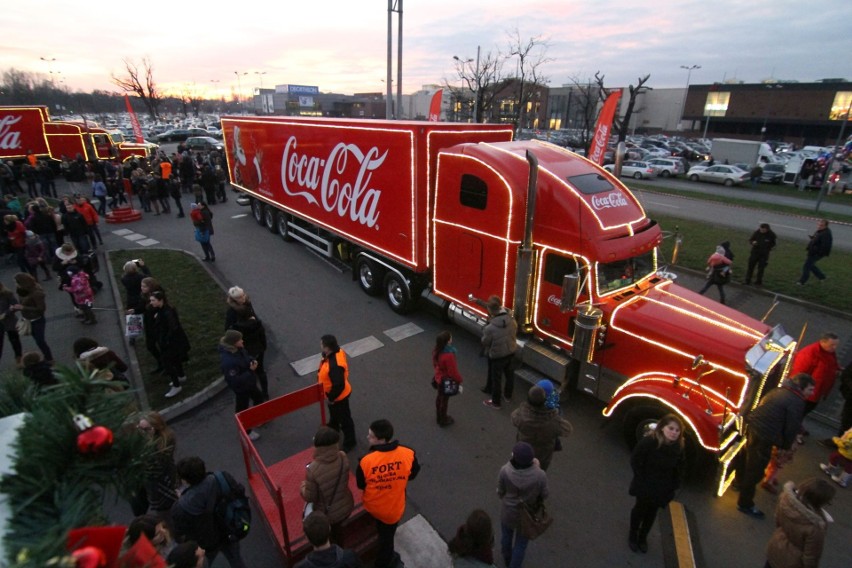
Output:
[86, 191, 850, 568]
[626, 178, 852, 253]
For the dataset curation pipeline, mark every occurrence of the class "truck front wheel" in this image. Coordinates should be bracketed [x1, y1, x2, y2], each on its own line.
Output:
[622, 404, 665, 449]
[251, 200, 265, 226]
[355, 257, 384, 296]
[384, 272, 414, 314]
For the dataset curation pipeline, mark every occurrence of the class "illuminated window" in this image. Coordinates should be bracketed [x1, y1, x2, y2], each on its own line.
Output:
[459, 174, 487, 210]
[829, 92, 852, 120]
[704, 92, 730, 117]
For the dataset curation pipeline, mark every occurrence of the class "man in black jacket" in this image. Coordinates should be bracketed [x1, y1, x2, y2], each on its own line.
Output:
[744, 223, 777, 286]
[796, 219, 833, 285]
[736, 373, 815, 518]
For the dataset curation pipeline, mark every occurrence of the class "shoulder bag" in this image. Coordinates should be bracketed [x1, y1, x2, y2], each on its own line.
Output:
[519, 496, 553, 540]
[440, 376, 460, 396]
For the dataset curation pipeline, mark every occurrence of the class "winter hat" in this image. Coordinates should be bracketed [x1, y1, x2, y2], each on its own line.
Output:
[21, 351, 44, 367]
[511, 441, 534, 468]
[228, 286, 246, 301]
[527, 385, 546, 407]
[56, 243, 78, 261]
[715, 245, 725, 255]
[536, 379, 555, 397]
[25, 230, 35, 238]
[190, 203, 199, 210]
[221, 329, 243, 347]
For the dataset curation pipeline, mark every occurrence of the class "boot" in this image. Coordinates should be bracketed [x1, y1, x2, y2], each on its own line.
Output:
[628, 529, 639, 552]
[637, 530, 649, 553]
[831, 471, 851, 488]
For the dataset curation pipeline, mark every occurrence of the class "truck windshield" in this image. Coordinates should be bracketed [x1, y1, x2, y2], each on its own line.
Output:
[597, 251, 656, 294]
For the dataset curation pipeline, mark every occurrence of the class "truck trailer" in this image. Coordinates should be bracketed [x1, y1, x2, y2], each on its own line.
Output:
[223, 116, 796, 495]
[710, 138, 774, 168]
[0, 105, 153, 164]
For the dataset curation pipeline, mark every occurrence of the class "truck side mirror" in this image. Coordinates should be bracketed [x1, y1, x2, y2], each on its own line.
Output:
[560, 273, 580, 313]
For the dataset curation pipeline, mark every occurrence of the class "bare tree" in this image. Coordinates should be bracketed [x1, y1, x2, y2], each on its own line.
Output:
[111, 57, 162, 120]
[594, 72, 652, 143]
[506, 29, 552, 131]
[448, 49, 505, 123]
[565, 76, 603, 148]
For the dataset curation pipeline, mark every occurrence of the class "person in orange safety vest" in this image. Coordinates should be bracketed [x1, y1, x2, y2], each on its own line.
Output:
[318, 334, 357, 452]
[356, 419, 420, 568]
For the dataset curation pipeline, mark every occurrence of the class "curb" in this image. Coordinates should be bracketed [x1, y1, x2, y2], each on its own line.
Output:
[106, 247, 233, 420]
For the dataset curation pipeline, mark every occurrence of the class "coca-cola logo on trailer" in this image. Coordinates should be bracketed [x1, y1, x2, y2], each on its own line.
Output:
[280, 135, 386, 228]
[591, 191, 629, 210]
[0, 115, 23, 150]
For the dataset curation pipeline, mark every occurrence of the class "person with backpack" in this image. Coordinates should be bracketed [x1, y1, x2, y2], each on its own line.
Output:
[171, 456, 248, 568]
[296, 511, 361, 568]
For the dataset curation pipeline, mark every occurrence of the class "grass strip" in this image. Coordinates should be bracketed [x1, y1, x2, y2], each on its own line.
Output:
[109, 249, 225, 409]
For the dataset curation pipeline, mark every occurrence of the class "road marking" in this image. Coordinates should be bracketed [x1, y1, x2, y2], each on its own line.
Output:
[772, 223, 806, 232]
[290, 335, 385, 376]
[384, 322, 424, 342]
[125, 234, 147, 241]
[137, 238, 160, 246]
[112, 229, 135, 236]
[232, 214, 249, 218]
[110, 229, 161, 247]
[646, 200, 680, 209]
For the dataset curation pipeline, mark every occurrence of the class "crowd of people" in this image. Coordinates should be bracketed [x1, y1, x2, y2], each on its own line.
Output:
[1, 154, 847, 567]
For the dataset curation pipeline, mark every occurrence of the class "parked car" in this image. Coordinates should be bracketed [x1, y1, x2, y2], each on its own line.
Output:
[157, 127, 209, 142]
[687, 164, 750, 186]
[760, 163, 785, 184]
[185, 136, 224, 152]
[647, 158, 684, 178]
[604, 160, 657, 179]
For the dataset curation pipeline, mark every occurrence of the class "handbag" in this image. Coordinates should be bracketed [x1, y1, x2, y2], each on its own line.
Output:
[125, 314, 144, 338]
[440, 377, 460, 396]
[194, 227, 210, 243]
[303, 458, 346, 520]
[15, 318, 31, 336]
[519, 497, 553, 540]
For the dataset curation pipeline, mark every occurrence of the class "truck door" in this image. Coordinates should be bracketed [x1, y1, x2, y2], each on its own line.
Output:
[433, 156, 518, 304]
[533, 250, 578, 346]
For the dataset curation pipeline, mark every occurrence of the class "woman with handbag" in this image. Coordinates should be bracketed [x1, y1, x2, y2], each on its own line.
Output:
[627, 413, 685, 554]
[300, 426, 355, 544]
[497, 442, 548, 568]
[432, 330, 463, 427]
[12, 272, 53, 363]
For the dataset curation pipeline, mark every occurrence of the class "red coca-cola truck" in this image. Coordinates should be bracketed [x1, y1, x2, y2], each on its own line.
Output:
[0, 105, 152, 163]
[223, 116, 796, 494]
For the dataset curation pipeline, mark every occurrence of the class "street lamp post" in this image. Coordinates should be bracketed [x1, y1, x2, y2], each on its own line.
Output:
[453, 55, 473, 122]
[233, 71, 248, 107]
[679, 64, 700, 131]
[255, 71, 267, 90]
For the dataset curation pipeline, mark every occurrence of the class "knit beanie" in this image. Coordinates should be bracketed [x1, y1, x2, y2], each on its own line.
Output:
[511, 442, 534, 468]
[221, 329, 243, 347]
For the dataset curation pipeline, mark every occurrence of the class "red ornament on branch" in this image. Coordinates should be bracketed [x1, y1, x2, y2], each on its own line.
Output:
[73, 414, 114, 455]
[71, 545, 108, 568]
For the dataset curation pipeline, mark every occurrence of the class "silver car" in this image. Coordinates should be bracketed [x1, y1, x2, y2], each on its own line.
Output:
[647, 158, 684, 178]
[603, 160, 657, 179]
[687, 164, 750, 186]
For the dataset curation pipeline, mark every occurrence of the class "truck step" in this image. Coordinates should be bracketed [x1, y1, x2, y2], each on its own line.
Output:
[514, 366, 555, 388]
[520, 341, 571, 383]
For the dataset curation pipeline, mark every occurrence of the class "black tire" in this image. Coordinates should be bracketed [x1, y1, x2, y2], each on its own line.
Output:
[263, 206, 277, 233]
[724, 179, 734, 187]
[622, 404, 666, 449]
[633, 172, 642, 179]
[355, 257, 384, 296]
[689, 174, 699, 181]
[661, 170, 671, 178]
[277, 212, 294, 242]
[251, 199, 265, 225]
[383, 271, 414, 314]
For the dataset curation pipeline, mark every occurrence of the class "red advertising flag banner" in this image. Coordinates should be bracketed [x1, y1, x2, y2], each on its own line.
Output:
[124, 95, 144, 143]
[428, 89, 443, 122]
[588, 91, 622, 165]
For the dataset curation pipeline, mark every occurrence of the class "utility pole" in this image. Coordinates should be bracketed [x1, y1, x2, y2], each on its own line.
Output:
[679, 64, 700, 131]
[386, 0, 403, 119]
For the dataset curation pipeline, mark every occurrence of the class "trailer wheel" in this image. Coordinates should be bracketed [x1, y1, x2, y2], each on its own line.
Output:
[251, 200, 265, 226]
[264, 207, 278, 233]
[277, 213, 294, 242]
[356, 257, 384, 296]
[622, 404, 665, 449]
[384, 272, 413, 314]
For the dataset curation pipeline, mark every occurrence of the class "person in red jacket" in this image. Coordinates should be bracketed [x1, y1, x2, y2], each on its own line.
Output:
[74, 194, 103, 249]
[318, 334, 356, 452]
[356, 419, 420, 568]
[432, 330, 463, 427]
[792, 332, 841, 442]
